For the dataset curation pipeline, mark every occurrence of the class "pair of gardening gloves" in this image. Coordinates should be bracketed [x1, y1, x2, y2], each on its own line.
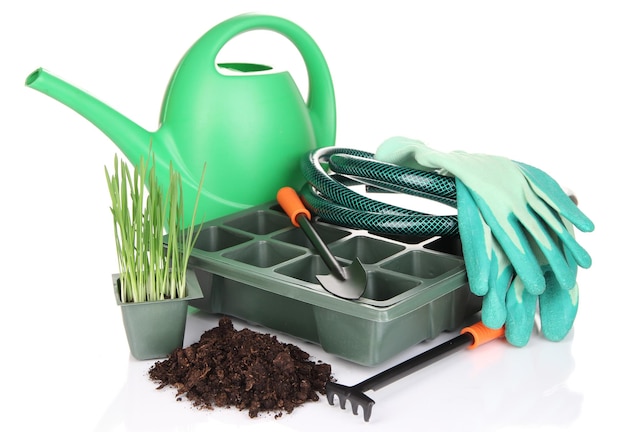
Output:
[374, 137, 594, 347]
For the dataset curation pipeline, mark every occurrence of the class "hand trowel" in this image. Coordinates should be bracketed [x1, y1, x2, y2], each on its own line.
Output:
[277, 186, 367, 300]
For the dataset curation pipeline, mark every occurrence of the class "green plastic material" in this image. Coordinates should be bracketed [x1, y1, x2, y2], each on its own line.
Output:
[180, 201, 481, 366]
[114, 269, 203, 360]
[25, 13, 336, 227]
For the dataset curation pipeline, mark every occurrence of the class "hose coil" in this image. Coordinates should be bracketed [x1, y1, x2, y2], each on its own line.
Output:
[299, 147, 460, 237]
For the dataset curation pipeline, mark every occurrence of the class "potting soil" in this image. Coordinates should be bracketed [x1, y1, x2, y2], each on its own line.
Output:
[148, 317, 333, 418]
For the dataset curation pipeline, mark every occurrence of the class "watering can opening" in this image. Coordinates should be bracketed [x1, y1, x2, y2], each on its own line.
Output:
[25, 69, 43, 86]
[218, 63, 273, 74]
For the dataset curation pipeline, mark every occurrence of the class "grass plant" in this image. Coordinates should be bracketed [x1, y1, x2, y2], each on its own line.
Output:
[105, 153, 205, 303]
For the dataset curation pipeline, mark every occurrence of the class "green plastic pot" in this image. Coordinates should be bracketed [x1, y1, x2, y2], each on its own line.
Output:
[113, 269, 203, 360]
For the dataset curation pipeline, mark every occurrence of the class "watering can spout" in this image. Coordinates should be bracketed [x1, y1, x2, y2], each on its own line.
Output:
[26, 14, 336, 225]
[25, 68, 153, 168]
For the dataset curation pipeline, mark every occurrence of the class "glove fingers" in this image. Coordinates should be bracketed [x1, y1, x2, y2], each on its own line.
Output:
[550, 224, 592, 270]
[474, 196, 546, 295]
[525, 193, 592, 270]
[556, 217, 592, 269]
[516, 161, 595, 233]
[455, 179, 491, 296]
[505, 276, 538, 347]
[481, 253, 514, 328]
[539, 281, 579, 342]
[520, 216, 578, 291]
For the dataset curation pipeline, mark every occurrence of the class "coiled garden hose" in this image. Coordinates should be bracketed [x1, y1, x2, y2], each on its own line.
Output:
[299, 147, 460, 237]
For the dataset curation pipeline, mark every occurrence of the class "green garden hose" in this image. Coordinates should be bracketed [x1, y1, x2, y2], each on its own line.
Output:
[299, 147, 460, 237]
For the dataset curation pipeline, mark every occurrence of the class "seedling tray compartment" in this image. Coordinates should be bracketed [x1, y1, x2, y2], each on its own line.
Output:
[182, 201, 481, 366]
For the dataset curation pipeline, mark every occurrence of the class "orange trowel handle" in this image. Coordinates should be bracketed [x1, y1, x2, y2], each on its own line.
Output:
[277, 186, 311, 227]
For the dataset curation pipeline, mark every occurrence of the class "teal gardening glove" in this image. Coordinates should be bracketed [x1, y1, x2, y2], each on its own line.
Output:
[375, 137, 594, 346]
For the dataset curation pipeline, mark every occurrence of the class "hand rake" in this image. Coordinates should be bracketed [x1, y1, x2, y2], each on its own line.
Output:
[325, 321, 504, 422]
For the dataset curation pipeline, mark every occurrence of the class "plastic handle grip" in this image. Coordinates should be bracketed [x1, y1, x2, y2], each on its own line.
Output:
[460, 322, 505, 349]
[277, 186, 311, 227]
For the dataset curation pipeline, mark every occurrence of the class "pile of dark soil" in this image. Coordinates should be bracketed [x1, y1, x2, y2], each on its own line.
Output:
[148, 317, 333, 418]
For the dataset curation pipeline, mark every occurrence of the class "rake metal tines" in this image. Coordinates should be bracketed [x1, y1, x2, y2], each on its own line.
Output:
[326, 382, 376, 422]
[324, 330, 482, 422]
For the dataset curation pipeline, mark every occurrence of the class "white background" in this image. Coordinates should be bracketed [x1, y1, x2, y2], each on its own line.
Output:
[1, 1, 624, 431]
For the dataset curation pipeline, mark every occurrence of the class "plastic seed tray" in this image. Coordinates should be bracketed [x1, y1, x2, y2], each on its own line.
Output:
[182, 201, 481, 366]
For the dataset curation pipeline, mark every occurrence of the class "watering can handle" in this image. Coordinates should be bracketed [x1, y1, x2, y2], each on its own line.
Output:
[188, 13, 336, 148]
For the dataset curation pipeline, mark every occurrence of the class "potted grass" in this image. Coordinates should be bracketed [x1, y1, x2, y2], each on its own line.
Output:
[105, 152, 206, 360]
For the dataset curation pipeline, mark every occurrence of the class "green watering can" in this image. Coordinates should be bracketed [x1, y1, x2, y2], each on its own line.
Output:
[25, 13, 336, 226]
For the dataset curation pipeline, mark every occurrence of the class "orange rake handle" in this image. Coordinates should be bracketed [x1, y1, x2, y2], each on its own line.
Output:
[461, 321, 505, 349]
[326, 322, 505, 422]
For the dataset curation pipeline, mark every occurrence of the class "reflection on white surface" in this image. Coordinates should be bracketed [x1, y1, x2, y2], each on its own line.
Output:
[84, 311, 583, 432]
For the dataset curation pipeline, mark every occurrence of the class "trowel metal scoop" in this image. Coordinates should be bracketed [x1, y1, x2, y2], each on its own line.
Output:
[277, 187, 367, 300]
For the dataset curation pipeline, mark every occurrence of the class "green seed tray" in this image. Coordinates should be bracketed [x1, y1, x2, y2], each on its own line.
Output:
[182, 201, 481, 366]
